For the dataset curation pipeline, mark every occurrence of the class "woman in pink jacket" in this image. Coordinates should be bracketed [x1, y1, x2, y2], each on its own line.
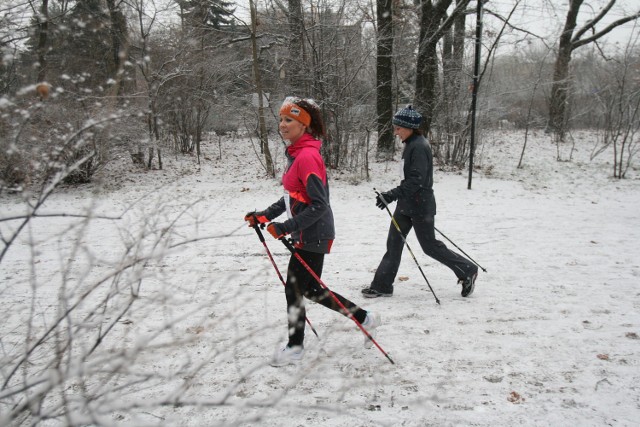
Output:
[245, 97, 380, 367]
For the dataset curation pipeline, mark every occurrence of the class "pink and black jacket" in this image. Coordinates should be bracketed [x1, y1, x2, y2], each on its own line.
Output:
[261, 133, 335, 253]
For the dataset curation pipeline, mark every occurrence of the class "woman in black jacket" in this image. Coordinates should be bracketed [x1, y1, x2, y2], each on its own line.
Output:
[362, 105, 478, 298]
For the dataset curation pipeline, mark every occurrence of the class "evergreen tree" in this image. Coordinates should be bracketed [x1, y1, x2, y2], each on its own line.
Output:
[178, 0, 235, 30]
[42, 0, 113, 90]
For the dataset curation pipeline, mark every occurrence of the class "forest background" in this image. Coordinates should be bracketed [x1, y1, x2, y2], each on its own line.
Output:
[0, 0, 639, 425]
[1, 0, 639, 184]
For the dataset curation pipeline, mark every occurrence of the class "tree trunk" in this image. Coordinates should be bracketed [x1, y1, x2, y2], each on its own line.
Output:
[250, 0, 274, 177]
[450, 5, 466, 101]
[376, 0, 394, 157]
[36, 0, 49, 84]
[547, 0, 582, 139]
[287, 0, 307, 95]
[196, 109, 201, 165]
[441, 5, 465, 126]
[415, 35, 439, 134]
[106, 0, 129, 97]
[415, 0, 463, 134]
[147, 99, 160, 169]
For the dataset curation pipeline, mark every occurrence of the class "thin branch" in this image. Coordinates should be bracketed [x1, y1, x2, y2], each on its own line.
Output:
[483, 8, 549, 48]
[572, 0, 616, 42]
[0, 213, 122, 222]
[572, 12, 640, 50]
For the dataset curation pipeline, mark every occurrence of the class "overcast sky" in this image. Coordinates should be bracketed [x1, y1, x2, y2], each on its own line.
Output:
[485, 0, 639, 53]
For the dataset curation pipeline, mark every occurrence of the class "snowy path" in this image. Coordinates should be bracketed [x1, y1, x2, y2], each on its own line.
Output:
[1, 131, 638, 426]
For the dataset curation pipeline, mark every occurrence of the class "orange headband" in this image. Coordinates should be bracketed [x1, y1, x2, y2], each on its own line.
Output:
[279, 102, 311, 127]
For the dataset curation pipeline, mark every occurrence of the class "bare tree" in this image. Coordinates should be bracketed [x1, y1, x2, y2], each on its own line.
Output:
[518, 49, 553, 169]
[287, 0, 308, 94]
[591, 43, 640, 178]
[414, 0, 471, 133]
[375, 0, 394, 157]
[129, 0, 178, 169]
[0, 168, 240, 424]
[436, 0, 468, 164]
[250, 0, 375, 173]
[250, 0, 274, 177]
[433, 0, 519, 167]
[32, 0, 49, 85]
[441, 0, 466, 112]
[547, 0, 640, 140]
[106, 0, 131, 98]
[303, 2, 375, 170]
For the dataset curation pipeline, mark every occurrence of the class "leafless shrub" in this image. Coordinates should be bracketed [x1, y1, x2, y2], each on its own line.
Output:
[0, 149, 32, 192]
[0, 175, 260, 424]
[590, 50, 640, 178]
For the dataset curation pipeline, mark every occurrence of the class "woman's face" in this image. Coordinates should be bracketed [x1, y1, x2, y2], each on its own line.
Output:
[393, 125, 413, 141]
[279, 115, 306, 143]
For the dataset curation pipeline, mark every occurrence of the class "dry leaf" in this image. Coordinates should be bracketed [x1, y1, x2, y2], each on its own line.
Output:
[507, 391, 524, 404]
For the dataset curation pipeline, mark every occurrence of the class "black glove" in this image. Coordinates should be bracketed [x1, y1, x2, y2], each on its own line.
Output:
[375, 191, 396, 209]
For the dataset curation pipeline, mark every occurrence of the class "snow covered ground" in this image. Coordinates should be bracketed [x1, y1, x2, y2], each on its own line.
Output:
[1, 129, 639, 426]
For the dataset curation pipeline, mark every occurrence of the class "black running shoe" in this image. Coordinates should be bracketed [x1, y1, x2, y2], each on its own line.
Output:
[459, 272, 478, 297]
[361, 287, 393, 298]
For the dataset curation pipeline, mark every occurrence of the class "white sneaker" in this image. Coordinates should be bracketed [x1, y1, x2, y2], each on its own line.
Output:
[362, 312, 381, 349]
[270, 345, 304, 367]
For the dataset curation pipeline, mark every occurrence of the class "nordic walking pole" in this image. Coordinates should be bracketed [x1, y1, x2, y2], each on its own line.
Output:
[251, 223, 319, 338]
[374, 189, 440, 305]
[278, 236, 395, 365]
[434, 227, 487, 273]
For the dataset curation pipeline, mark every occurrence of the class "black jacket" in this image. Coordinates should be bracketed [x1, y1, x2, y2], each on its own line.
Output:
[388, 133, 436, 217]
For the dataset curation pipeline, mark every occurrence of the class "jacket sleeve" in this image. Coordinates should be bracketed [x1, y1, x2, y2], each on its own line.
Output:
[262, 197, 286, 220]
[282, 173, 329, 233]
[390, 142, 430, 200]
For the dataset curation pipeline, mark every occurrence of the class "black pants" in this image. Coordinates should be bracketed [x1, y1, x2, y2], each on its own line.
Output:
[371, 208, 477, 294]
[285, 249, 367, 347]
